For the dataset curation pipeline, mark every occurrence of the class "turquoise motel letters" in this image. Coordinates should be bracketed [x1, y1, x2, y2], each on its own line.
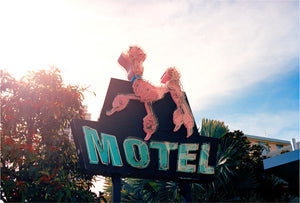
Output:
[82, 126, 214, 175]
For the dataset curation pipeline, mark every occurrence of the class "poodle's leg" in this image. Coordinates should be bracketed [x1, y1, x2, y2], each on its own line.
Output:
[143, 102, 158, 141]
[173, 107, 184, 132]
[181, 103, 194, 138]
[173, 104, 194, 137]
[106, 94, 139, 116]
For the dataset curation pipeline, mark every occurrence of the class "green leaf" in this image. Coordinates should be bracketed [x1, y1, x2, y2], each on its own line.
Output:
[38, 171, 50, 177]
[200, 118, 228, 138]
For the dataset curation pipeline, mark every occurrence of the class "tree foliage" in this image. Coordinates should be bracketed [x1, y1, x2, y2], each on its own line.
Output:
[102, 119, 293, 202]
[193, 130, 265, 202]
[197, 129, 294, 202]
[0, 68, 100, 202]
[200, 118, 228, 138]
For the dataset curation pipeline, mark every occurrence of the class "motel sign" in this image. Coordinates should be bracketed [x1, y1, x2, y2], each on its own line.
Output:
[71, 78, 218, 182]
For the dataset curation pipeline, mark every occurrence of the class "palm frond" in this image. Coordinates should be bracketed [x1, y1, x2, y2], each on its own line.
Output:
[200, 118, 228, 138]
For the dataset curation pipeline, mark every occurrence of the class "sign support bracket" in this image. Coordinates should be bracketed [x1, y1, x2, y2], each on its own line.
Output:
[112, 174, 121, 202]
[179, 182, 192, 202]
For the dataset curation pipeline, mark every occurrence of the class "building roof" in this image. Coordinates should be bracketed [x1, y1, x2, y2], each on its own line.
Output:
[245, 134, 290, 144]
[263, 149, 300, 196]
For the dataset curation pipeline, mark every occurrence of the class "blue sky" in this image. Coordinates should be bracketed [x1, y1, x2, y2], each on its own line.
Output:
[195, 61, 299, 140]
[0, 0, 299, 142]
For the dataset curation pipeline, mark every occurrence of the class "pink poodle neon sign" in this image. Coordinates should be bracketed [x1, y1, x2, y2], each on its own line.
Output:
[106, 46, 194, 141]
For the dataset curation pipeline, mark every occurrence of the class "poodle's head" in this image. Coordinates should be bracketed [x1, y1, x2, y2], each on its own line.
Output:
[118, 46, 146, 81]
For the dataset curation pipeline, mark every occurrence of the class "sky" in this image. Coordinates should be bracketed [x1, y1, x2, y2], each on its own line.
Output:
[0, 0, 299, 143]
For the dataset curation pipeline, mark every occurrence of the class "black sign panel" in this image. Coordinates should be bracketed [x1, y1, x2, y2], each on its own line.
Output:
[71, 78, 218, 182]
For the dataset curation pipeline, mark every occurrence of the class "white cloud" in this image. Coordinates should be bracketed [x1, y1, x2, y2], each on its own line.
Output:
[0, 0, 298, 126]
[68, 0, 298, 113]
[218, 110, 299, 141]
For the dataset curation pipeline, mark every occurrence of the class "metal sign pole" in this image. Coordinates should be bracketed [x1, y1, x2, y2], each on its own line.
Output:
[179, 182, 192, 202]
[112, 174, 121, 202]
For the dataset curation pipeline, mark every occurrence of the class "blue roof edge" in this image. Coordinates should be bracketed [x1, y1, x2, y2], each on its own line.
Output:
[263, 149, 300, 170]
